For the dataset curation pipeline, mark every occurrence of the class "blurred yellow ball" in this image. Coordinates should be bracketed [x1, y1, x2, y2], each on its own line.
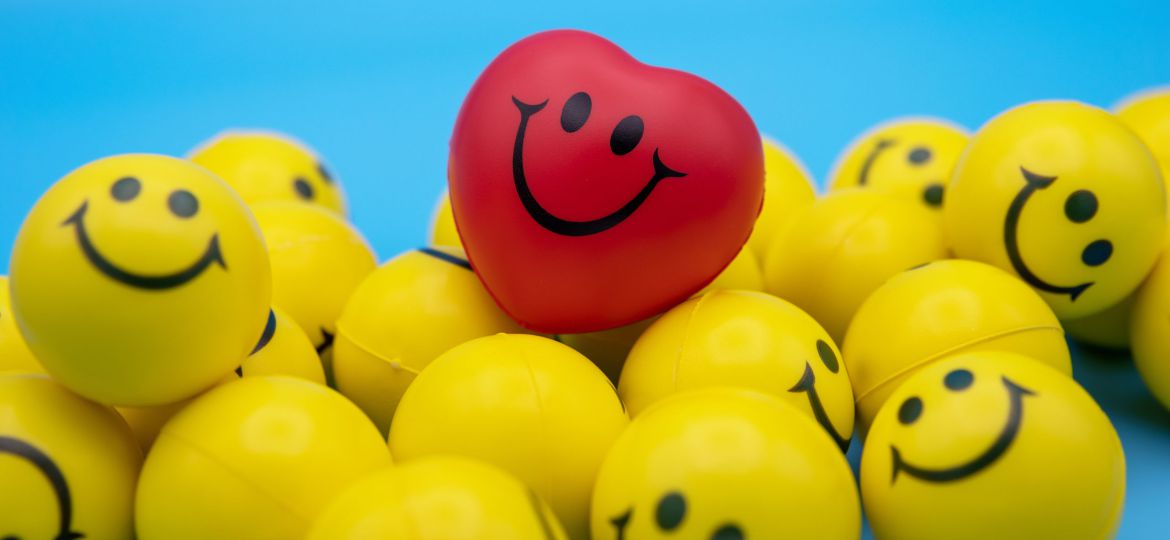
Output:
[429, 191, 462, 249]
[308, 456, 569, 540]
[389, 334, 628, 539]
[1062, 295, 1134, 351]
[0, 276, 41, 374]
[745, 138, 816, 262]
[1131, 250, 1170, 412]
[1116, 87, 1170, 188]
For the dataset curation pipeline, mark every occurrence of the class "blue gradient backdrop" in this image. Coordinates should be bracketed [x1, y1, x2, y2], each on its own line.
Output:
[2, 1, 1168, 538]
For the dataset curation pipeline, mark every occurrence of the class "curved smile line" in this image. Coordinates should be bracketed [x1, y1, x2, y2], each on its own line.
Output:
[788, 362, 852, 451]
[890, 375, 1034, 484]
[610, 507, 633, 540]
[1004, 167, 1093, 300]
[63, 201, 226, 290]
[0, 436, 83, 540]
[511, 97, 686, 237]
[858, 138, 895, 186]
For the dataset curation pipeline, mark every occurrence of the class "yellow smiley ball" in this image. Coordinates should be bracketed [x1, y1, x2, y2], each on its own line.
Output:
[745, 138, 816, 262]
[763, 190, 948, 342]
[0, 374, 142, 540]
[10, 154, 271, 406]
[843, 259, 1071, 431]
[829, 117, 969, 211]
[944, 100, 1167, 319]
[1131, 250, 1170, 412]
[388, 334, 628, 539]
[591, 388, 860, 540]
[308, 456, 569, 540]
[240, 307, 327, 384]
[135, 376, 391, 540]
[0, 277, 42, 374]
[333, 247, 525, 434]
[620, 290, 854, 450]
[861, 351, 1124, 540]
[1116, 87, 1170, 187]
[253, 201, 377, 369]
[429, 190, 463, 249]
[189, 130, 348, 216]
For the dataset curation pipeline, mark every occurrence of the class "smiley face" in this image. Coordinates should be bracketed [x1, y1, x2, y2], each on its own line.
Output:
[10, 154, 271, 406]
[861, 351, 1125, 540]
[829, 118, 969, 210]
[945, 101, 1166, 319]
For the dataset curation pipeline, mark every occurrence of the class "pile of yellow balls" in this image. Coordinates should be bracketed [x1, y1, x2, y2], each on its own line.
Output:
[1, 88, 1169, 540]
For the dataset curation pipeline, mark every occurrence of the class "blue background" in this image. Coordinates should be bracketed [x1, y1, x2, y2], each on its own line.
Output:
[1, 1, 1168, 537]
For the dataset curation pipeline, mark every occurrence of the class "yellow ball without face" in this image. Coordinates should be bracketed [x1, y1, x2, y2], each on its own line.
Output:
[745, 138, 816, 262]
[0, 276, 42, 374]
[945, 100, 1167, 319]
[1062, 295, 1134, 350]
[241, 307, 327, 384]
[333, 247, 525, 434]
[0, 374, 142, 540]
[308, 456, 569, 540]
[1116, 87, 1170, 189]
[763, 190, 948, 342]
[861, 352, 1124, 540]
[388, 334, 628, 539]
[1131, 251, 1170, 411]
[429, 190, 463, 249]
[829, 117, 969, 211]
[253, 201, 376, 366]
[592, 388, 860, 540]
[620, 290, 854, 450]
[136, 376, 391, 540]
[10, 154, 271, 406]
[189, 130, 348, 216]
[843, 259, 1070, 431]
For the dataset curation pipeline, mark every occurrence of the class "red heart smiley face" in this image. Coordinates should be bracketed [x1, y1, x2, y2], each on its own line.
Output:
[449, 30, 764, 333]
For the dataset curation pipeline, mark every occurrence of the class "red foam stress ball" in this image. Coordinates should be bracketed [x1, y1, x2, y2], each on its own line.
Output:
[449, 30, 764, 333]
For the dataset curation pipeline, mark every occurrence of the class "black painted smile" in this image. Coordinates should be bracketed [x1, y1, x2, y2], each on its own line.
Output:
[890, 376, 1034, 484]
[1004, 168, 1093, 300]
[858, 138, 895, 186]
[63, 201, 225, 290]
[788, 362, 852, 452]
[511, 97, 686, 237]
[1, 436, 84, 540]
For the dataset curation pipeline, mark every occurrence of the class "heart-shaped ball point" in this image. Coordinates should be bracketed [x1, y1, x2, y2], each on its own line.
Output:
[449, 30, 764, 333]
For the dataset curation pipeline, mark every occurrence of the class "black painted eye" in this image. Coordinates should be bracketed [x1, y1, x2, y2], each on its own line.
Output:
[898, 396, 923, 425]
[560, 92, 591, 133]
[711, 524, 745, 540]
[1065, 190, 1098, 223]
[944, 369, 974, 391]
[923, 183, 944, 207]
[610, 115, 644, 156]
[1083, 240, 1113, 266]
[317, 163, 334, 185]
[816, 339, 839, 373]
[908, 146, 932, 165]
[168, 190, 199, 218]
[655, 491, 686, 531]
[111, 177, 141, 202]
[294, 178, 314, 200]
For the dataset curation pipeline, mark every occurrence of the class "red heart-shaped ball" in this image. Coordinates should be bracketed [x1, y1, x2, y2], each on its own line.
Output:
[449, 30, 764, 333]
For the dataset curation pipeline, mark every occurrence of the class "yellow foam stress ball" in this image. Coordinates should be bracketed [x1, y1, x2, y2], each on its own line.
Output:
[764, 190, 948, 342]
[843, 259, 1071, 431]
[621, 290, 854, 450]
[829, 117, 969, 211]
[745, 138, 816, 262]
[1131, 251, 1170, 412]
[333, 247, 525, 434]
[240, 307, 327, 384]
[253, 201, 376, 372]
[592, 388, 860, 540]
[1116, 87, 1170, 186]
[945, 100, 1166, 319]
[0, 276, 41, 374]
[189, 130, 348, 216]
[0, 374, 142, 540]
[136, 376, 391, 540]
[429, 191, 462, 249]
[10, 154, 271, 406]
[308, 456, 569, 540]
[862, 352, 1124, 540]
[389, 334, 628, 539]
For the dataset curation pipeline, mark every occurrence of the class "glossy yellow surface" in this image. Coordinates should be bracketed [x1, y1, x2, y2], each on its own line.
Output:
[620, 290, 854, 449]
[136, 376, 391, 540]
[0, 276, 41, 373]
[333, 247, 525, 434]
[388, 334, 628, 539]
[241, 307, 327, 384]
[861, 352, 1124, 540]
[945, 101, 1166, 319]
[429, 191, 463, 249]
[189, 130, 348, 216]
[0, 374, 142, 540]
[307, 456, 569, 540]
[1131, 251, 1170, 412]
[1116, 87, 1170, 190]
[843, 259, 1070, 431]
[829, 117, 969, 212]
[763, 190, 948, 342]
[10, 154, 271, 406]
[591, 388, 860, 540]
[253, 202, 376, 366]
[746, 138, 817, 262]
